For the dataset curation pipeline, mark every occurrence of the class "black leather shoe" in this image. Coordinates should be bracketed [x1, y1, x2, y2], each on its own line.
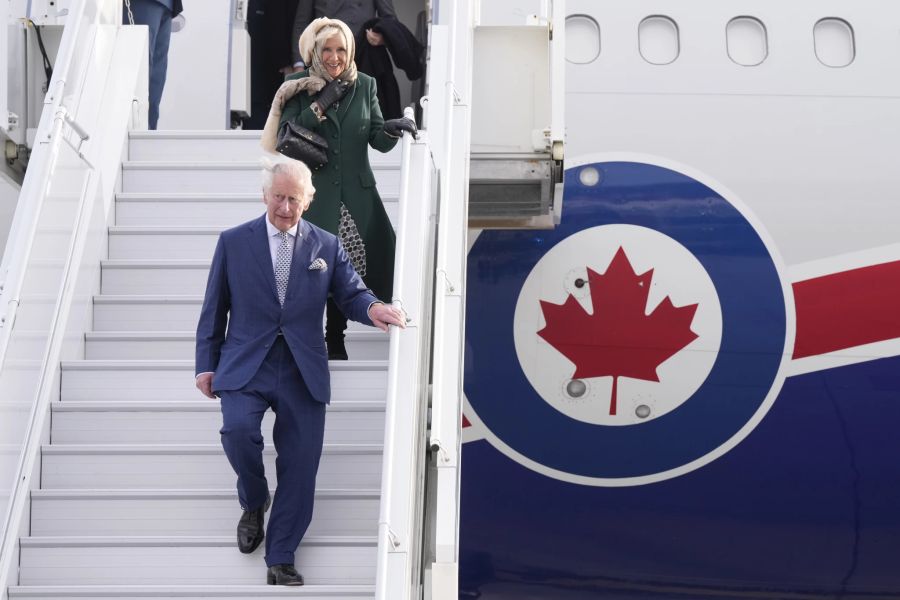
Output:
[237, 494, 270, 554]
[326, 337, 348, 360]
[267, 564, 304, 586]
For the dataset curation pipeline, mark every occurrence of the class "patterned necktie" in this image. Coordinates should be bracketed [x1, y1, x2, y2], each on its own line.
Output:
[274, 231, 292, 306]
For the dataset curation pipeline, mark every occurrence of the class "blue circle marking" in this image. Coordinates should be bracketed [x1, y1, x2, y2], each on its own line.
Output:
[465, 161, 787, 481]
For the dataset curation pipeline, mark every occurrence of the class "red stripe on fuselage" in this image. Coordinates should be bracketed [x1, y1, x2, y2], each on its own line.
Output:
[793, 260, 900, 359]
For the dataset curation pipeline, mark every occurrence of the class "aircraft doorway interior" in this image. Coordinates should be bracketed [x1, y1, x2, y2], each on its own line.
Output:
[159, 0, 429, 131]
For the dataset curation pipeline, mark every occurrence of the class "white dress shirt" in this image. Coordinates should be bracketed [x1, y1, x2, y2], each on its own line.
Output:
[266, 219, 300, 270]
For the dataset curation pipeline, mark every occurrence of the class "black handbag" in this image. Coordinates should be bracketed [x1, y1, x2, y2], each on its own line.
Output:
[275, 120, 329, 170]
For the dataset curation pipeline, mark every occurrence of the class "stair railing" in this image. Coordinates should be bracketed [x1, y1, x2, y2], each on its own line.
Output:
[375, 107, 438, 600]
[0, 0, 147, 593]
[422, 1, 475, 598]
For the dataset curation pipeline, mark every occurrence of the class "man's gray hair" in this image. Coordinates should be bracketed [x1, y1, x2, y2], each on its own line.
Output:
[261, 154, 315, 201]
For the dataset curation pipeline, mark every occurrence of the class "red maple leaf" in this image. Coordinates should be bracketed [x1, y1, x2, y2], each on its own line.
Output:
[537, 247, 699, 416]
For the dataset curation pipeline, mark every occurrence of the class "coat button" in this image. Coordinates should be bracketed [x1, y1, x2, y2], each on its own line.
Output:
[333, 149, 339, 155]
[333, 181, 339, 185]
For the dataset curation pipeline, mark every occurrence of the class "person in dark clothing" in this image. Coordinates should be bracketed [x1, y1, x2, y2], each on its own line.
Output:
[291, 0, 396, 68]
[244, 0, 300, 129]
[354, 15, 424, 120]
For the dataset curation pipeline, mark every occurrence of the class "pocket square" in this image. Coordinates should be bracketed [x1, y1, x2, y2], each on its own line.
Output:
[308, 258, 328, 271]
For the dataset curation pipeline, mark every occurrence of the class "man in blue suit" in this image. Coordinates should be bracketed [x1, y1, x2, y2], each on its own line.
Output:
[195, 156, 404, 585]
[124, 0, 184, 129]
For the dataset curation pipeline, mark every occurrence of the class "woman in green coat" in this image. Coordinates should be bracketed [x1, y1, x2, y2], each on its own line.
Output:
[264, 17, 416, 359]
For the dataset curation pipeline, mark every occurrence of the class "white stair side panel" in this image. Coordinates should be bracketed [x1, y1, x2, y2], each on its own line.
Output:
[121, 163, 401, 197]
[9, 584, 375, 599]
[84, 330, 389, 360]
[92, 296, 374, 334]
[30, 490, 379, 537]
[51, 401, 386, 445]
[18, 536, 375, 586]
[40, 445, 382, 490]
[127, 130, 401, 167]
[114, 194, 399, 229]
[101, 260, 210, 295]
[60, 361, 388, 402]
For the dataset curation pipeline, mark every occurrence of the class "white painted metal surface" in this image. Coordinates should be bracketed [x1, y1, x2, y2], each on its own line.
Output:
[564, 0, 900, 266]
[156, 1, 234, 129]
[61, 360, 388, 403]
[375, 116, 437, 600]
[0, 1, 145, 595]
[122, 161, 402, 196]
[426, 1, 475, 598]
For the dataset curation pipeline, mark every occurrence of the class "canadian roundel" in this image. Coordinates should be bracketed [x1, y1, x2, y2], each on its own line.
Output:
[464, 158, 791, 486]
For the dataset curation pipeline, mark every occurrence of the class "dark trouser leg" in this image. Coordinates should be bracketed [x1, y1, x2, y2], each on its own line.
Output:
[219, 390, 270, 512]
[244, 0, 284, 130]
[325, 298, 348, 359]
[264, 338, 327, 567]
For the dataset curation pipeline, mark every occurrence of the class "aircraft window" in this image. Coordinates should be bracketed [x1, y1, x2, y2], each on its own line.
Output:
[726, 17, 768, 66]
[565, 15, 601, 64]
[814, 18, 855, 67]
[639, 16, 680, 65]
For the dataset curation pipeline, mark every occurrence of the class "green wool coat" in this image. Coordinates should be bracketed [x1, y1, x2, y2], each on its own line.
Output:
[280, 71, 398, 300]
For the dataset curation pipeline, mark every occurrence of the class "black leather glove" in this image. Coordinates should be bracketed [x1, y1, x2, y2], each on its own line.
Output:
[383, 117, 418, 139]
[315, 78, 352, 112]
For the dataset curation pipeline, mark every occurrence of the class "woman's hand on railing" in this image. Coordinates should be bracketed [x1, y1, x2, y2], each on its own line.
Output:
[383, 117, 418, 140]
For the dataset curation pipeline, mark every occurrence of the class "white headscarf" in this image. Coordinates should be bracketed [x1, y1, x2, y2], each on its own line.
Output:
[261, 18, 358, 152]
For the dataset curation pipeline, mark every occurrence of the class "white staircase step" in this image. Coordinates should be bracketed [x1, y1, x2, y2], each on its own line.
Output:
[114, 194, 399, 228]
[108, 227, 220, 260]
[84, 330, 388, 360]
[93, 295, 203, 332]
[18, 536, 376, 586]
[127, 130, 400, 168]
[127, 131, 266, 162]
[92, 295, 374, 333]
[30, 489, 379, 537]
[40, 444, 382, 490]
[101, 260, 210, 295]
[50, 401, 385, 445]
[121, 162, 400, 196]
[60, 360, 388, 402]
[9, 584, 374, 599]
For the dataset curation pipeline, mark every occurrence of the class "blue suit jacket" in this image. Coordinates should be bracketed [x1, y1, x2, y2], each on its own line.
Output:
[195, 216, 378, 403]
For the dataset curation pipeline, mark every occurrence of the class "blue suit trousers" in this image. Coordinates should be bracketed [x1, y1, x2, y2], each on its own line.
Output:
[219, 336, 326, 567]
[125, 0, 173, 129]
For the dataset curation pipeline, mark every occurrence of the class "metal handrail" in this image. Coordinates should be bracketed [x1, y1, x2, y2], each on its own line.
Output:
[420, 1, 477, 597]
[0, 0, 123, 590]
[376, 107, 437, 600]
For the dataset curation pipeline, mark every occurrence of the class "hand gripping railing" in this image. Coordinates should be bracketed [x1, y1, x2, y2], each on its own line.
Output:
[375, 107, 438, 600]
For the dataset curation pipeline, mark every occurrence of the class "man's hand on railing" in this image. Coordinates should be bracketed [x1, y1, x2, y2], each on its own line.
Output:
[368, 302, 407, 332]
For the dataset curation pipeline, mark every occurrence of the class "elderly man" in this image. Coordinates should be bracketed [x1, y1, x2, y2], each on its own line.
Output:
[195, 155, 404, 585]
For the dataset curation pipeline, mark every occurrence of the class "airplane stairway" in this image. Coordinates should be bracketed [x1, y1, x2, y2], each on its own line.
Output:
[7, 130, 401, 599]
